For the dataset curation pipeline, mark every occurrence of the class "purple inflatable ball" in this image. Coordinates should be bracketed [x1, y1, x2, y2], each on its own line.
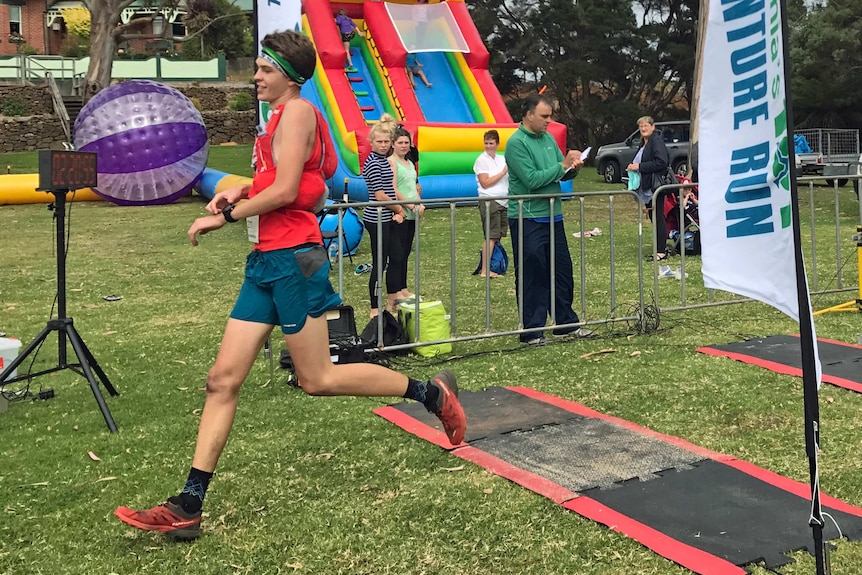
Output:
[73, 80, 209, 206]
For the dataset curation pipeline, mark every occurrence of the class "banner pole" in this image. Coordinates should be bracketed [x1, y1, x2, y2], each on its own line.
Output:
[777, 0, 828, 572]
[253, 0, 260, 128]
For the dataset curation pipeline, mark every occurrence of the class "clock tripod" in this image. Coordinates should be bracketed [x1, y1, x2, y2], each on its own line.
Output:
[0, 151, 118, 432]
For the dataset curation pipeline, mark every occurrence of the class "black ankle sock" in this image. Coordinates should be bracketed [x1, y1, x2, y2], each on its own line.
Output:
[404, 377, 440, 412]
[176, 467, 213, 514]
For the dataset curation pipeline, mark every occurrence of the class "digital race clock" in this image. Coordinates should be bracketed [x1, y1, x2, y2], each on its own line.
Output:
[37, 149, 98, 191]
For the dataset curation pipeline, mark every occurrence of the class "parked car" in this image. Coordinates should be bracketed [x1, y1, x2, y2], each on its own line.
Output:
[595, 121, 691, 184]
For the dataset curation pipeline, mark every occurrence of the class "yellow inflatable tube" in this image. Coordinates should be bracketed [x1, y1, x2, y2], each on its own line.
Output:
[417, 125, 518, 153]
[213, 173, 252, 196]
[0, 174, 101, 206]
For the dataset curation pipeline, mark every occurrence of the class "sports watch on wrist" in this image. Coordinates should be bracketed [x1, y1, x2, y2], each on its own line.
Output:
[222, 203, 238, 223]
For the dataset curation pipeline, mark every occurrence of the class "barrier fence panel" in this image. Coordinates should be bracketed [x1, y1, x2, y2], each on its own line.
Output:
[322, 176, 860, 354]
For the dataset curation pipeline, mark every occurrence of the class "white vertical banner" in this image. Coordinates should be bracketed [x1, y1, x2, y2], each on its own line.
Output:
[699, 0, 821, 380]
[256, 0, 302, 127]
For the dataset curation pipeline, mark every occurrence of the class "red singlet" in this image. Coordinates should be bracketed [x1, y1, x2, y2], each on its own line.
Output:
[248, 101, 329, 251]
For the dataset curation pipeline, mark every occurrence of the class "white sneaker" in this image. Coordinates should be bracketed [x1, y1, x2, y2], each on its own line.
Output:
[574, 327, 595, 338]
[657, 265, 675, 279]
[672, 267, 689, 280]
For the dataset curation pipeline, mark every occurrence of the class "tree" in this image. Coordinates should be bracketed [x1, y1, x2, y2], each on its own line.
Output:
[789, 0, 862, 129]
[468, 0, 699, 148]
[182, 0, 252, 61]
[82, 0, 165, 101]
[81, 0, 249, 102]
[632, 0, 699, 115]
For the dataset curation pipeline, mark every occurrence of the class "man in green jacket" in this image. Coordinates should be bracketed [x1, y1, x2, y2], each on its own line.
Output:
[506, 93, 590, 344]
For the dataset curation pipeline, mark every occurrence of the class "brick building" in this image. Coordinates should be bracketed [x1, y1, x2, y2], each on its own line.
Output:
[0, 0, 186, 57]
[0, 0, 47, 56]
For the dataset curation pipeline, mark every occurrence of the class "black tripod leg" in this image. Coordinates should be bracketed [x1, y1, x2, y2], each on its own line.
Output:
[65, 325, 118, 433]
[70, 328, 118, 397]
[0, 326, 52, 384]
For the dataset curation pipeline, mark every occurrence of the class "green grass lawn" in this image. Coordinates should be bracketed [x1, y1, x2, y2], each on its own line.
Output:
[1, 148, 862, 574]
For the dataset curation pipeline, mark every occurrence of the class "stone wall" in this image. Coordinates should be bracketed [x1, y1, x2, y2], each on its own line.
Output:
[0, 84, 257, 151]
[0, 85, 53, 116]
[0, 115, 67, 153]
[202, 110, 256, 145]
[176, 85, 256, 112]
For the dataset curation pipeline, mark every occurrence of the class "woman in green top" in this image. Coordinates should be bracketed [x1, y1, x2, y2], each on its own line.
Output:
[389, 125, 424, 301]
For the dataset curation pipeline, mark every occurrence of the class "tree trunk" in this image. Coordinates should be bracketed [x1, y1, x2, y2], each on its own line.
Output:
[83, 1, 123, 103]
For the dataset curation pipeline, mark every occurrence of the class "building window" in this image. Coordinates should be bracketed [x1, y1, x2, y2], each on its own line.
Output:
[9, 5, 22, 35]
[172, 21, 186, 37]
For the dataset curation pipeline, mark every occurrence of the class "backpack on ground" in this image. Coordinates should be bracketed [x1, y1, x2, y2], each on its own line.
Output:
[359, 310, 407, 350]
[472, 242, 509, 276]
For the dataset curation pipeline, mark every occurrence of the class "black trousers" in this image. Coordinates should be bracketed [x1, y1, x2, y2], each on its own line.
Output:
[646, 193, 669, 254]
[509, 218, 580, 341]
[364, 220, 404, 310]
[387, 219, 415, 293]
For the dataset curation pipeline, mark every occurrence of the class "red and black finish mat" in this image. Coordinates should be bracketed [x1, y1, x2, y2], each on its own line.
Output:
[374, 386, 862, 574]
[698, 335, 862, 394]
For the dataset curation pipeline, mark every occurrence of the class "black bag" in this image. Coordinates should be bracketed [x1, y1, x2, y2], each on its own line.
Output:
[359, 310, 407, 348]
[652, 167, 676, 191]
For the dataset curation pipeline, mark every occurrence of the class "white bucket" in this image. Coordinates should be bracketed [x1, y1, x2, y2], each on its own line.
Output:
[0, 337, 22, 383]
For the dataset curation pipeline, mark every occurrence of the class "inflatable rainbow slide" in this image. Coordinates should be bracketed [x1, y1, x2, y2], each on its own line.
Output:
[201, 0, 572, 202]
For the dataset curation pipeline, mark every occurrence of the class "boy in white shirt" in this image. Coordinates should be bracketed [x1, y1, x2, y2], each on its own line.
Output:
[472, 130, 508, 277]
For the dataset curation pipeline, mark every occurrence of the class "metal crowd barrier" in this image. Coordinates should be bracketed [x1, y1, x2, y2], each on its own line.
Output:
[323, 177, 861, 353]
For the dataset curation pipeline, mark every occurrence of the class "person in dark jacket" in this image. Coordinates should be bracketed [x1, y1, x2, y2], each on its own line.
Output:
[627, 116, 671, 261]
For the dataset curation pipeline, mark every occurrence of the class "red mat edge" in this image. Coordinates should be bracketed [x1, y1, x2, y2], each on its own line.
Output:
[815, 336, 862, 349]
[563, 496, 746, 575]
[696, 342, 862, 394]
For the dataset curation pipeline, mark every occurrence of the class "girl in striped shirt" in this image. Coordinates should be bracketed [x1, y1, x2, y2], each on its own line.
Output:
[362, 114, 407, 317]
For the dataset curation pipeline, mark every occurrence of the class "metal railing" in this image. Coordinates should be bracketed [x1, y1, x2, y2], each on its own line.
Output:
[321, 176, 861, 354]
[44, 71, 71, 144]
[0, 55, 80, 85]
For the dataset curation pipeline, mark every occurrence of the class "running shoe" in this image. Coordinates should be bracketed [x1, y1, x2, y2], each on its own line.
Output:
[657, 265, 676, 278]
[428, 370, 466, 445]
[114, 497, 202, 541]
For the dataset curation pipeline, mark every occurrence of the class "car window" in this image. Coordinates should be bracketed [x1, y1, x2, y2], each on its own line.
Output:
[660, 124, 690, 144]
[662, 127, 679, 143]
[680, 125, 690, 142]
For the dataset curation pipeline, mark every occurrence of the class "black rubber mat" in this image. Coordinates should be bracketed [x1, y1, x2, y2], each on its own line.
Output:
[470, 418, 704, 492]
[585, 459, 862, 568]
[699, 335, 862, 393]
[387, 386, 581, 443]
[375, 386, 862, 574]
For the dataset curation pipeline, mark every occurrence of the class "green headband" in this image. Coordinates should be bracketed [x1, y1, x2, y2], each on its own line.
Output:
[261, 46, 308, 85]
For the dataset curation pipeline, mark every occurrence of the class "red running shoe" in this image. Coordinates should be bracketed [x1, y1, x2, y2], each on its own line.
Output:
[429, 370, 467, 445]
[114, 498, 201, 541]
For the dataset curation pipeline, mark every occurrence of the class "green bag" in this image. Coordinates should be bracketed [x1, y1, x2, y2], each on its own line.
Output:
[399, 300, 452, 358]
